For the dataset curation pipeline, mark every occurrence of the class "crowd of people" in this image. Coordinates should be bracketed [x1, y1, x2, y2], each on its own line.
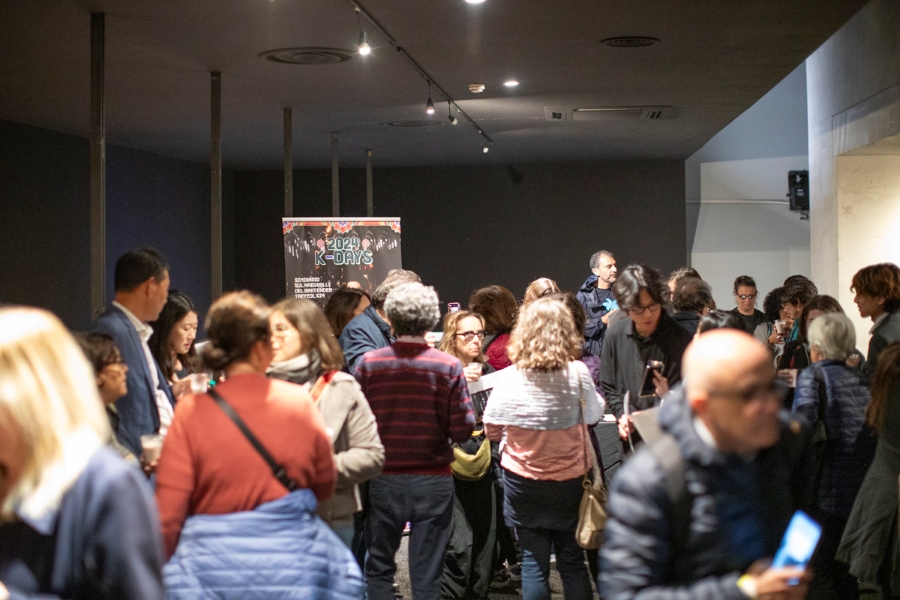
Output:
[1, 245, 900, 600]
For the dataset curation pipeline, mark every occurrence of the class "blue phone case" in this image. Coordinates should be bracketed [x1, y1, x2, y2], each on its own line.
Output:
[771, 510, 822, 571]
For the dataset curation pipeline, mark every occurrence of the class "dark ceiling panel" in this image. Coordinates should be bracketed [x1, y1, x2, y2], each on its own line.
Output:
[0, 0, 868, 168]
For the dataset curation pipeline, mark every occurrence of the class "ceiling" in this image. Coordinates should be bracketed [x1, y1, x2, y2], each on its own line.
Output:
[0, 0, 868, 169]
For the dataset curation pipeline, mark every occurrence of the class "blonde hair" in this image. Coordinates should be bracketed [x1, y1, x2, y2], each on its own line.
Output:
[272, 298, 346, 371]
[0, 307, 110, 514]
[507, 296, 581, 371]
[439, 311, 486, 363]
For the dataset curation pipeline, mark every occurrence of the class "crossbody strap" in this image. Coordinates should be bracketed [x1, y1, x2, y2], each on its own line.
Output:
[576, 366, 603, 487]
[207, 388, 298, 492]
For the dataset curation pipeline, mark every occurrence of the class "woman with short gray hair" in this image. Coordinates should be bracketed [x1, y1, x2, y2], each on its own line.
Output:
[792, 312, 876, 599]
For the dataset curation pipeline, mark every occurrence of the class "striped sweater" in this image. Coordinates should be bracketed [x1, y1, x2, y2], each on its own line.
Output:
[353, 338, 475, 475]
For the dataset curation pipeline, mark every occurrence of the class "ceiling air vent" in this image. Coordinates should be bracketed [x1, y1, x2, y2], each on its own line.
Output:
[259, 48, 354, 65]
[544, 106, 676, 122]
[602, 37, 659, 48]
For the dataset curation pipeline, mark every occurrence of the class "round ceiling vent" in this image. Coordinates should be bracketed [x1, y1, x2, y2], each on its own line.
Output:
[382, 120, 445, 127]
[259, 47, 354, 65]
[601, 36, 659, 48]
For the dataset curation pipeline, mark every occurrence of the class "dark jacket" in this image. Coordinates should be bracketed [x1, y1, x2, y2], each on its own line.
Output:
[600, 310, 693, 418]
[728, 308, 766, 333]
[599, 390, 811, 600]
[92, 306, 176, 455]
[671, 311, 700, 336]
[338, 305, 392, 372]
[576, 274, 618, 358]
[862, 311, 900, 382]
[792, 360, 876, 517]
[777, 339, 810, 372]
[0, 448, 166, 600]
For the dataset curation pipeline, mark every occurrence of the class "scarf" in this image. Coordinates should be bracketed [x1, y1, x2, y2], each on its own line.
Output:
[267, 349, 322, 386]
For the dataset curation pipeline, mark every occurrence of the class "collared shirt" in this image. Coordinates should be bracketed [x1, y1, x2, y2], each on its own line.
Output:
[870, 312, 888, 334]
[112, 301, 174, 436]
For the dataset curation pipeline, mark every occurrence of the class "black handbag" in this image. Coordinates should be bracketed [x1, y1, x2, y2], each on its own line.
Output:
[207, 388, 299, 492]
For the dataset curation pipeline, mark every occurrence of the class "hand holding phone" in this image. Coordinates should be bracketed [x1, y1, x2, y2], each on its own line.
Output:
[448, 302, 461, 313]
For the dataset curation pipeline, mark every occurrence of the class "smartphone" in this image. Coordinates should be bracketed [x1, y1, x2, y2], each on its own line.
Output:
[639, 360, 664, 397]
[771, 510, 822, 577]
[448, 302, 461, 313]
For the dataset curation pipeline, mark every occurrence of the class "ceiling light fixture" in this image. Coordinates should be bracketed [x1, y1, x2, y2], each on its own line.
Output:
[469, 83, 485, 94]
[465, 0, 486, 4]
[483, 147, 489, 153]
[425, 81, 435, 114]
[447, 102, 458, 125]
[356, 9, 371, 55]
[504, 80, 519, 87]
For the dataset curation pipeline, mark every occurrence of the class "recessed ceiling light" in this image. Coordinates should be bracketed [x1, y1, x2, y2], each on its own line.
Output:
[601, 36, 659, 48]
[469, 83, 485, 93]
[504, 80, 519, 87]
[483, 147, 489, 153]
[466, 0, 486, 4]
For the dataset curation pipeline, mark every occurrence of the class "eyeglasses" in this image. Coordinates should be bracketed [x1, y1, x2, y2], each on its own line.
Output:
[455, 330, 485, 342]
[628, 303, 661, 316]
[737, 294, 758, 301]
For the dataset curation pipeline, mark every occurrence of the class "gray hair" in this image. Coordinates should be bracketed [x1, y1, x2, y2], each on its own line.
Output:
[384, 282, 440, 337]
[589, 250, 615, 270]
[371, 269, 421, 309]
[808, 312, 856, 361]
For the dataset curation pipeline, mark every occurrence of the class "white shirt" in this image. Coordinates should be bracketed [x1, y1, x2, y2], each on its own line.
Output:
[112, 301, 174, 436]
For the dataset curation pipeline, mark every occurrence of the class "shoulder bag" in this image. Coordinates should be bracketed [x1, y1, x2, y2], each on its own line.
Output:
[575, 369, 609, 549]
[207, 388, 299, 492]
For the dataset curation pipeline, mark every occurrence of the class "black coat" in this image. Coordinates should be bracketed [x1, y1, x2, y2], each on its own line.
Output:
[599, 390, 812, 600]
[862, 311, 900, 383]
[600, 310, 693, 418]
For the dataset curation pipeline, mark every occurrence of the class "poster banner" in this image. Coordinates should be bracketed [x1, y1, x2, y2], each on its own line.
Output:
[283, 218, 402, 304]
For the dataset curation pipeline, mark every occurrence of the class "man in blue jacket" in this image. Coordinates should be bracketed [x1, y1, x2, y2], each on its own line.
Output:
[600, 330, 813, 600]
[576, 250, 618, 384]
[92, 248, 175, 456]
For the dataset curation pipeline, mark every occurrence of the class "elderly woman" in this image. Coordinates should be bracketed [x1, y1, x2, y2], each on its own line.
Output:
[838, 342, 900, 600]
[469, 285, 518, 371]
[483, 296, 604, 600]
[268, 298, 384, 546]
[792, 313, 876, 599]
[156, 291, 364, 598]
[0, 307, 165, 599]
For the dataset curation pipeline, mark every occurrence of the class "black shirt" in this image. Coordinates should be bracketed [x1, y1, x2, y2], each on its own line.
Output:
[730, 308, 767, 333]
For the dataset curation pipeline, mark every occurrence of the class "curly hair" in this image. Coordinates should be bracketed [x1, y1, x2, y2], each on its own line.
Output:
[384, 282, 440, 337]
[780, 277, 818, 307]
[612, 264, 669, 313]
[507, 296, 581, 371]
[468, 285, 517, 334]
[851, 263, 900, 313]
[762, 287, 785, 322]
[732, 275, 757, 294]
[439, 311, 486, 363]
[272, 298, 345, 371]
[522, 278, 560, 307]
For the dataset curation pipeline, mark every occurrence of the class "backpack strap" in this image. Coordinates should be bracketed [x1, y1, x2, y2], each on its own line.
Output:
[648, 433, 692, 564]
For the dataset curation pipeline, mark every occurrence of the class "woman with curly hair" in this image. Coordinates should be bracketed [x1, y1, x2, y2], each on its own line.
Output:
[483, 296, 603, 600]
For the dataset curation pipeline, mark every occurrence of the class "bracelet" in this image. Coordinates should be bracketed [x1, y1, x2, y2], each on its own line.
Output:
[737, 574, 757, 599]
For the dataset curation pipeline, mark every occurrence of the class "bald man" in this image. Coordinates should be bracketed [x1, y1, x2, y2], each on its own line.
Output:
[600, 331, 813, 600]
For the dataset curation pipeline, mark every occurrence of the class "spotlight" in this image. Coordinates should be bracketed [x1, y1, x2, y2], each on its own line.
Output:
[425, 80, 435, 115]
[483, 147, 489, 153]
[504, 80, 519, 87]
[356, 9, 371, 56]
[448, 102, 458, 125]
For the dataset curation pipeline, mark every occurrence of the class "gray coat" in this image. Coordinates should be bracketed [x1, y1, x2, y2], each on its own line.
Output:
[862, 311, 900, 382]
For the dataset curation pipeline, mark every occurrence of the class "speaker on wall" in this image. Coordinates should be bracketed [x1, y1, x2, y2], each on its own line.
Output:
[788, 170, 809, 212]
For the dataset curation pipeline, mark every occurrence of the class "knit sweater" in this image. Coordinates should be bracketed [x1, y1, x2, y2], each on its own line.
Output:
[483, 361, 604, 481]
[353, 337, 475, 475]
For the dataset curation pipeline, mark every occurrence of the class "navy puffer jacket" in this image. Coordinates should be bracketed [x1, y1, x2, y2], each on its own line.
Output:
[599, 389, 812, 600]
[792, 360, 877, 517]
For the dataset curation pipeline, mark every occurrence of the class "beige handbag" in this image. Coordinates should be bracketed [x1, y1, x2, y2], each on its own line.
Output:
[574, 373, 608, 550]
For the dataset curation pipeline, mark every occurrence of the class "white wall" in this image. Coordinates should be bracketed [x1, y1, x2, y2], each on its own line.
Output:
[685, 64, 810, 309]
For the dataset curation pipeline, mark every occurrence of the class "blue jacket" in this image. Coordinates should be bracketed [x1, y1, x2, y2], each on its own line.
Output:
[164, 490, 365, 599]
[338, 306, 392, 371]
[599, 389, 811, 600]
[92, 306, 175, 455]
[0, 448, 166, 600]
[576, 274, 618, 358]
[792, 360, 877, 517]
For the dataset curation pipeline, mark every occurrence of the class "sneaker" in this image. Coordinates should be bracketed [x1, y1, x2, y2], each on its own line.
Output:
[506, 562, 522, 582]
[490, 568, 510, 590]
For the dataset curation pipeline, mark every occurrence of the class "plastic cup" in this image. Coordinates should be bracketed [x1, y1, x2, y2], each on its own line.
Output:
[140, 434, 164, 464]
[189, 373, 209, 394]
[468, 362, 483, 374]
[775, 320, 786, 334]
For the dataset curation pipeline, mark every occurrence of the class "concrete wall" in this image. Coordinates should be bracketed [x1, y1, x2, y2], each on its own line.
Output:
[685, 64, 810, 309]
[232, 161, 687, 307]
[806, 0, 900, 354]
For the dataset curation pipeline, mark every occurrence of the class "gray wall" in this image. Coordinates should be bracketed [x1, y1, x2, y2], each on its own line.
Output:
[233, 161, 687, 307]
[0, 119, 214, 330]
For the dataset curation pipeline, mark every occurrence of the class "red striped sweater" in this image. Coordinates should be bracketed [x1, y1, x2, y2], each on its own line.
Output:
[353, 338, 475, 475]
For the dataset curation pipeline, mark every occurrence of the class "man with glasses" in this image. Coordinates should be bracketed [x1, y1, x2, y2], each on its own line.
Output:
[600, 264, 693, 441]
[730, 275, 766, 333]
[600, 330, 812, 600]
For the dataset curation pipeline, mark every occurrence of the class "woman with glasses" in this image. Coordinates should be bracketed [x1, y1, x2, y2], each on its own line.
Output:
[730, 275, 767, 333]
[439, 311, 495, 382]
[0, 307, 165, 599]
[600, 264, 693, 442]
[267, 298, 384, 546]
[483, 296, 603, 600]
